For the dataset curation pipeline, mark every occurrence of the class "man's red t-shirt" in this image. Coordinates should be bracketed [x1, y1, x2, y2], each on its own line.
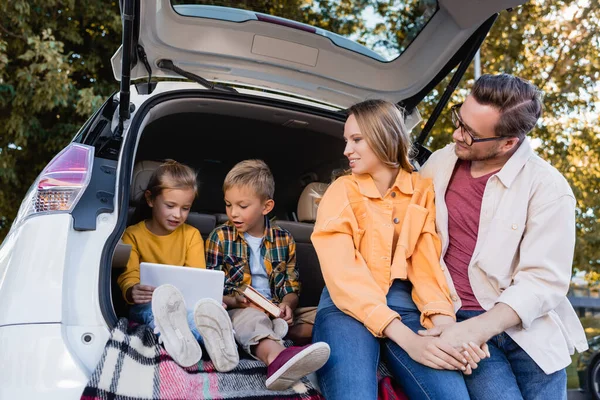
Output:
[443, 160, 497, 310]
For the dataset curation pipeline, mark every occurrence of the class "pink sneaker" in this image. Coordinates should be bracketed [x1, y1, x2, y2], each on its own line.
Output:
[265, 342, 330, 391]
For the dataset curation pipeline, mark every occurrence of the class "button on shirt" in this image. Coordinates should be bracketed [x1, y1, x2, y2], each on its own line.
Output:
[419, 140, 588, 374]
[311, 170, 454, 337]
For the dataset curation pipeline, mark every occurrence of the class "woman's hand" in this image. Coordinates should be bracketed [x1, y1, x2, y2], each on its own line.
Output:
[128, 284, 155, 304]
[403, 335, 469, 372]
[384, 318, 469, 372]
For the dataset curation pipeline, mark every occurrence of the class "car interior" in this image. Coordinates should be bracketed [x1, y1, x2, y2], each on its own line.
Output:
[111, 96, 346, 320]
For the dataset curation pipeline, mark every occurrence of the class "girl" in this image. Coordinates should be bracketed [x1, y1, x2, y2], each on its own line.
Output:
[117, 159, 238, 372]
[311, 100, 486, 399]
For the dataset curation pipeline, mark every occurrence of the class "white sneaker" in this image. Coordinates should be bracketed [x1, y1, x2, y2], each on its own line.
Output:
[272, 318, 289, 339]
[193, 298, 239, 372]
[152, 284, 201, 367]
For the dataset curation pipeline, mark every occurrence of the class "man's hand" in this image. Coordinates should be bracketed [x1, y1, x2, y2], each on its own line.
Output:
[128, 284, 155, 304]
[279, 303, 294, 325]
[419, 318, 489, 348]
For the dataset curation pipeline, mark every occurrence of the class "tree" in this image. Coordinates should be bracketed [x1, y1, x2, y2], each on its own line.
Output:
[418, 1, 600, 272]
[0, 0, 121, 235]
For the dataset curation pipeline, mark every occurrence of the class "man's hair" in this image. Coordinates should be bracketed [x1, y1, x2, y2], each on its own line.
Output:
[348, 99, 413, 173]
[471, 74, 543, 140]
[223, 159, 275, 200]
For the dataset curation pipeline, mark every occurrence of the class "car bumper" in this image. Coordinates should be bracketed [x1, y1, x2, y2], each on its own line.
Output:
[0, 323, 89, 399]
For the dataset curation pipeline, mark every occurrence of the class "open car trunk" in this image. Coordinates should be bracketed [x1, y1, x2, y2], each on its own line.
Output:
[110, 91, 346, 320]
[134, 96, 346, 219]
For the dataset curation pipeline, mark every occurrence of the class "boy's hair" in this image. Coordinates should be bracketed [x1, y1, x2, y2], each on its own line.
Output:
[133, 159, 197, 222]
[223, 159, 274, 200]
[348, 99, 414, 173]
[471, 74, 543, 140]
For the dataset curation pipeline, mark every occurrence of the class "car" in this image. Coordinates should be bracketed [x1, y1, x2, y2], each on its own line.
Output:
[578, 335, 600, 399]
[0, 0, 527, 398]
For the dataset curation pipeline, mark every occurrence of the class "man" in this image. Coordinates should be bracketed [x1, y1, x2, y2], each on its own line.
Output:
[418, 73, 587, 399]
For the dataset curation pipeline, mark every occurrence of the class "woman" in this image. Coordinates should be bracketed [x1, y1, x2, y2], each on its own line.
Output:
[311, 100, 485, 399]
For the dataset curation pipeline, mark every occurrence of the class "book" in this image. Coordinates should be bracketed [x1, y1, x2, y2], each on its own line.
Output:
[235, 285, 281, 318]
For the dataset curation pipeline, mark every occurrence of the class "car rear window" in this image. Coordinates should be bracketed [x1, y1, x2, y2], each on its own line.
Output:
[170, 0, 438, 62]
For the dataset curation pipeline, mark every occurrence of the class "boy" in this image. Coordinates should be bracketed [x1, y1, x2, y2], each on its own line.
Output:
[205, 159, 330, 391]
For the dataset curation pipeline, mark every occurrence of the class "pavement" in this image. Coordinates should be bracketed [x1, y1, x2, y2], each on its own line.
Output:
[569, 389, 588, 399]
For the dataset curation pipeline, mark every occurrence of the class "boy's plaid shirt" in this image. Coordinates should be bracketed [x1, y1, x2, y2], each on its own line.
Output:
[205, 218, 300, 303]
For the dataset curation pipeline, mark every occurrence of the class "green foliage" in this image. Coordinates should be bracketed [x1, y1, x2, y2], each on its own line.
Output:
[0, 0, 598, 273]
[0, 0, 122, 234]
[416, 1, 600, 271]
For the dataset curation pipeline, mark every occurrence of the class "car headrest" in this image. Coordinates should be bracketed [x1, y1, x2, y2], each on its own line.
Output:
[130, 160, 163, 204]
[297, 182, 329, 223]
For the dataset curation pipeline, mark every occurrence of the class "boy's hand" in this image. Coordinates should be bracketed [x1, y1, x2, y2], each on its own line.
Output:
[129, 284, 155, 304]
[279, 303, 294, 325]
[233, 293, 262, 311]
[235, 293, 250, 308]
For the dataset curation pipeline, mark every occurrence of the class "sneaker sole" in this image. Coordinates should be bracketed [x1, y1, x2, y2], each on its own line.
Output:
[266, 342, 330, 391]
[152, 285, 201, 367]
[272, 318, 289, 339]
[194, 298, 239, 372]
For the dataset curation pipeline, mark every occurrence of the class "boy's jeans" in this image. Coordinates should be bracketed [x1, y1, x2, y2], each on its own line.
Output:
[457, 310, 567, 400]
[130, 303, 204, 344]
[313, 279, 470, 400]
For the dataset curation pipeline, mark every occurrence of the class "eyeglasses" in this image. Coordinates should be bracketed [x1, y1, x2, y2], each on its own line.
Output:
[450, 103, 506, 146]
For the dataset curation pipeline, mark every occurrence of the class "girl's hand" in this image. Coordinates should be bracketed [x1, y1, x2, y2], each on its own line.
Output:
[403, 335, 469, 373]
[278, 303, 294, 325]
[129, 284, 155, 304]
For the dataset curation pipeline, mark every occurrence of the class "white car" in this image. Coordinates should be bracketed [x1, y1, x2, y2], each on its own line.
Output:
[0, 1, 526, 398]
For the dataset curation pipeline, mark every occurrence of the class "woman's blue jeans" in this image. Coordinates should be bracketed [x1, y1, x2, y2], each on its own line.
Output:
[313, 279, 469, 400]
[129, 303, 204, 345]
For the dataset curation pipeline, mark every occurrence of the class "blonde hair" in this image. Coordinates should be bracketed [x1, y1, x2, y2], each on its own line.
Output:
[223, 159, 274, 200]
[348, 99, 414, 173]
[134, 159, 197, 222]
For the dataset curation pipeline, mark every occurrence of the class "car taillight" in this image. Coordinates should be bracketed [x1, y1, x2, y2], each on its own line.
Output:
[12, 143, 94, 226]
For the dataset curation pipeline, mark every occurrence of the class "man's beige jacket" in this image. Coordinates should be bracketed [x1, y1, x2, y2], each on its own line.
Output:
[419, 139, 587, 374]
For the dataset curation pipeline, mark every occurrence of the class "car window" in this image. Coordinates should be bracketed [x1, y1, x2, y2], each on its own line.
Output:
[170, 0, 438, 62]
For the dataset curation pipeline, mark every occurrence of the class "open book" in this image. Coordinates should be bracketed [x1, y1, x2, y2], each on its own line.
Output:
[235, 285, 281, 318]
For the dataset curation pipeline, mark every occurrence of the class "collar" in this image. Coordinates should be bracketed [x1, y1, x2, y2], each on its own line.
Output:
[353, 168, 414, 199]
[230, 216, 275, 243]
[494, 138, 534, 188]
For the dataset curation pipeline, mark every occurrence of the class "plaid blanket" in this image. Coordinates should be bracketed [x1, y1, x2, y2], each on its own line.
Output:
[81, 318, 408, 400]
[81, 318, 323, 400]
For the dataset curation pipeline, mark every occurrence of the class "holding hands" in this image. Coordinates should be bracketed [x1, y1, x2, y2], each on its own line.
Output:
[418, 317, 491, 374]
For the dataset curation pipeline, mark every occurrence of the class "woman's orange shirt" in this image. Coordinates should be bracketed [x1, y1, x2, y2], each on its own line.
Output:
[311, 170, 454, 337]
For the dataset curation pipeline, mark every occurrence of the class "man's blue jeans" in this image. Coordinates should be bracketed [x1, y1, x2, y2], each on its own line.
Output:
[457, 310, 567, 400]
[130, 303, 204, 344]
[313, 280, 469, 400]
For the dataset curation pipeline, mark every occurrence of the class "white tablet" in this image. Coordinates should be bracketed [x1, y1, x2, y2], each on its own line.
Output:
[139, 262, 225, 310]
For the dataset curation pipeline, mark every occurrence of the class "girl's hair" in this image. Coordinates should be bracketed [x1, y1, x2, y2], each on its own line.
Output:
[348, 99, 414, 174]
[132, 159, 198, 223]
